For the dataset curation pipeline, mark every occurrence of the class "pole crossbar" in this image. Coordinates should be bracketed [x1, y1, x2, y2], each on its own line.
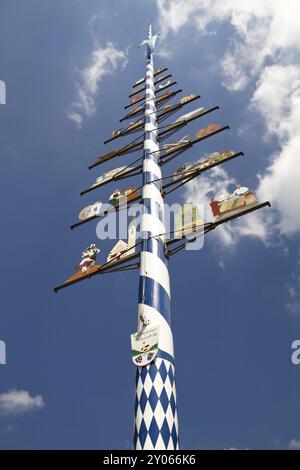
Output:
[132, 66, 168, 88]
[129, 74, 172, 97]
[124, 88, 182, 110]
[166, 201, 271, 255]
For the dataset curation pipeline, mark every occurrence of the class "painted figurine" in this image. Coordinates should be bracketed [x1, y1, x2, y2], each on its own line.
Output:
[76, 243, 100, 273]
[172, 162, 190, 180]
[210, 184, 258, 219]
[109, 186, 137, 207]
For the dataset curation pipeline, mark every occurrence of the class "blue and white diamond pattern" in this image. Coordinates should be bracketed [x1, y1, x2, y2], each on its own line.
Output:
[134, 358, 179, 450]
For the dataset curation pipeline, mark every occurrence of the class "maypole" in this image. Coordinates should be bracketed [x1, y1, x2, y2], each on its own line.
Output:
[54, 22, 270, 451]
[133, 25, 179, 450]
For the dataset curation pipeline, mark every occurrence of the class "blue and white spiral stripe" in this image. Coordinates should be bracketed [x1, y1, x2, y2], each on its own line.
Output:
[133, 25, 179, 450]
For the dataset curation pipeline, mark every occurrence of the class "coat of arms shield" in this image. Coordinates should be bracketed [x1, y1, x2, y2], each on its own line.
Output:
[130, 326, 159, 366]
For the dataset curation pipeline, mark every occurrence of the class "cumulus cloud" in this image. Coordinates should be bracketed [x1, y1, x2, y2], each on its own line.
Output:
[67, 17, 128, 128]
[253, 66, 300, 236]
[156, 0, 200, 36]
[0, 390, 44, 416]
[156, 0, 300, 238]
[156, 1, 300, 90]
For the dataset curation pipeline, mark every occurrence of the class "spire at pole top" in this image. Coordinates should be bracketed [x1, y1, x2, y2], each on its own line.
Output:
[138, 25, 159, 51]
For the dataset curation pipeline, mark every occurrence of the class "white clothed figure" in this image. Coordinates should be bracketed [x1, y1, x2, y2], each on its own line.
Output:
[233, 184, 249, 196]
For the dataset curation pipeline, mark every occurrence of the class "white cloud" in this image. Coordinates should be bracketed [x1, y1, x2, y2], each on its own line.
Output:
[68, 38, 128, 127]
[251, 66, 300, 138]
[156, 0, 201, 36]
[288, 438, 300, 450]
[155, 47, 174, 60]
[156, 1, 300, 90]
[0, 390, 44, 415]
[253, 66, 300, 236]
[67, 111, 83, 127]
[156, 0, 300, 237]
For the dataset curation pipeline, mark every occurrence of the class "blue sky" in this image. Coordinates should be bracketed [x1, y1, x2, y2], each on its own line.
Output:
[0, 0, 300, 450]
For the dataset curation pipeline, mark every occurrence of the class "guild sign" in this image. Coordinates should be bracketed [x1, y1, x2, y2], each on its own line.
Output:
[131, 326, 159, 366]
